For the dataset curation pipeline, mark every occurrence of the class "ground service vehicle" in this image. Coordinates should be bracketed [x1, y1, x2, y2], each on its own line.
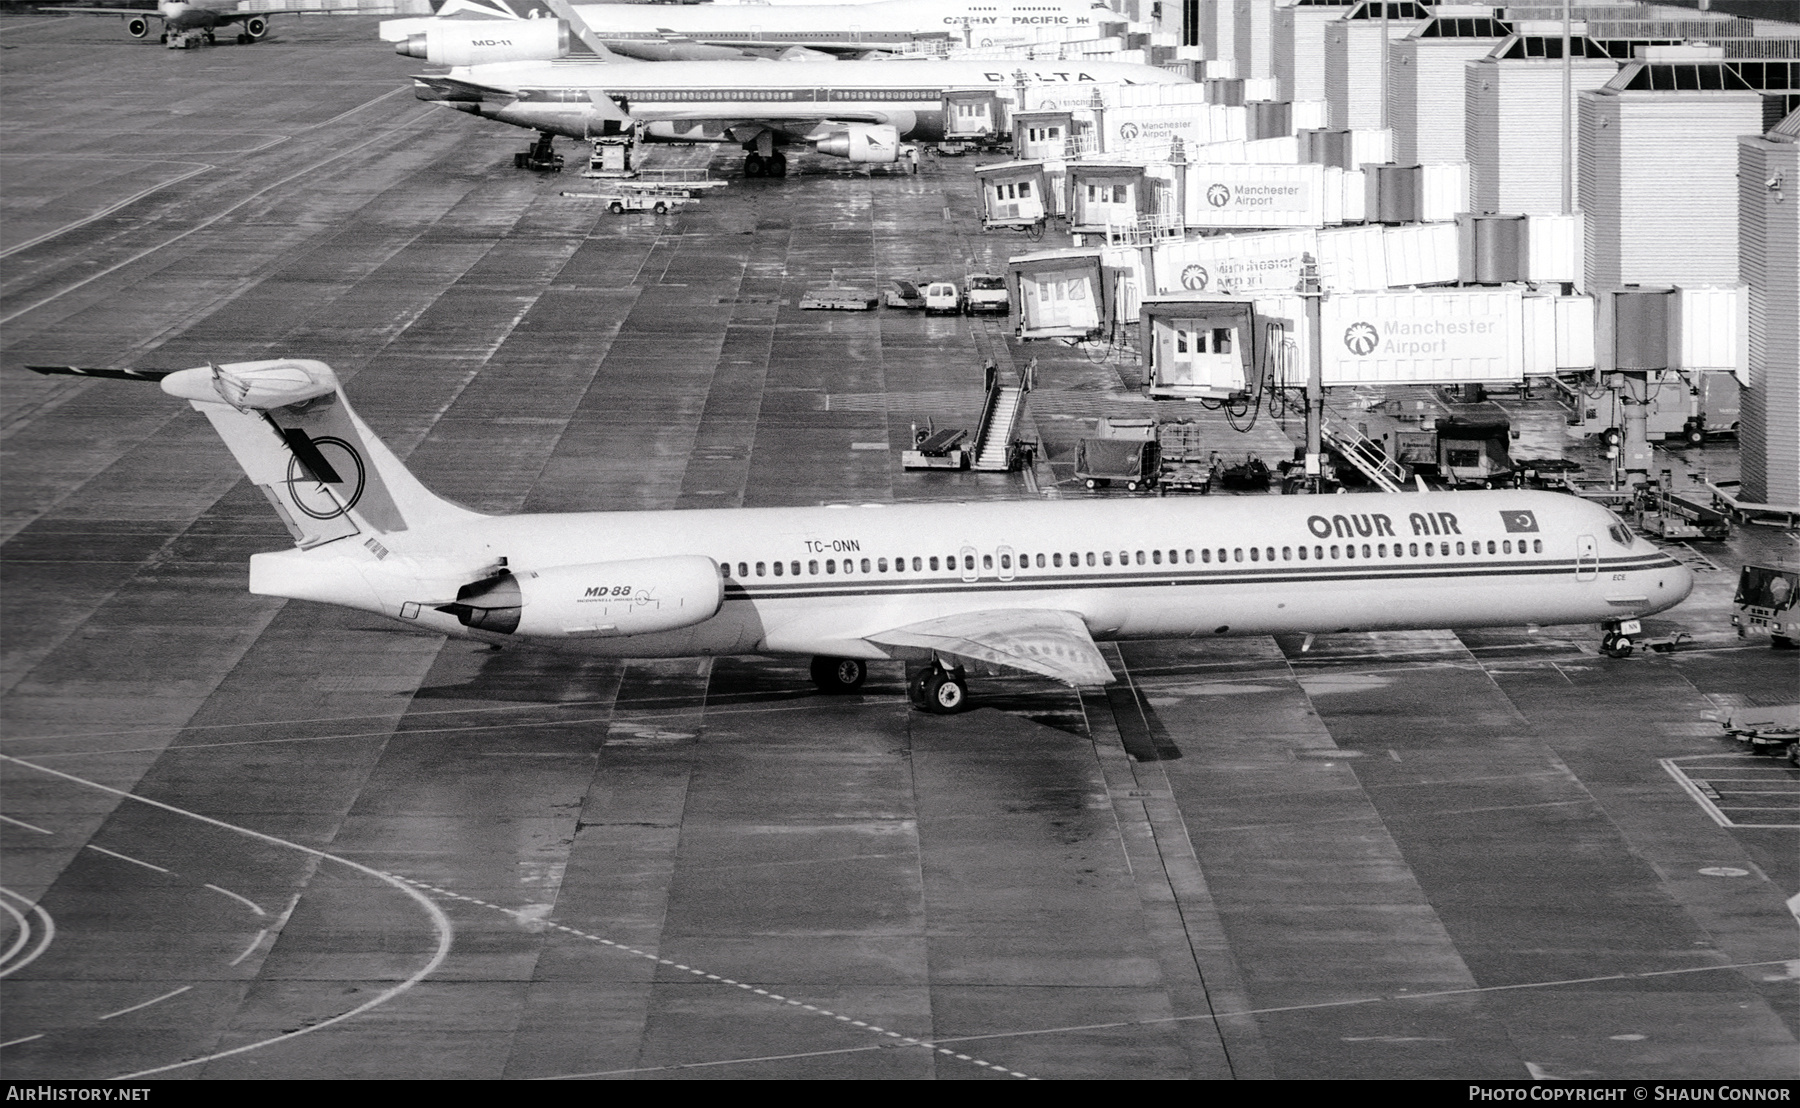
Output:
[924, 282, 962, 314]
[1731, 562, 1799, 648]
[965, 273, 1010, 314]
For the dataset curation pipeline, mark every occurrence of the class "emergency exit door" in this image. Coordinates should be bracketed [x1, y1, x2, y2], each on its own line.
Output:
[1576, 535, 1598, 581]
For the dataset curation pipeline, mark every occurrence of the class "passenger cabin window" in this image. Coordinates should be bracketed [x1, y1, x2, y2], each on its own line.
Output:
[809, 560, 819, 574]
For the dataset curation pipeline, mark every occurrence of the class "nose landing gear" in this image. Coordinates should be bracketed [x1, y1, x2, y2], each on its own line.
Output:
[1600, 617, 1642, 658]
[908, 659, 968, 714]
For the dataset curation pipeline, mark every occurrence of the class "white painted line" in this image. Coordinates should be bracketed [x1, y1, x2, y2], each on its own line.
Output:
[850, 442, 888, 451]
[0, 106, 437, 326]
[0, 895, 30, 968]
[0, 1035, 44, 1048]
[228, 930, 268, 967]
[0, 814, 51, 835]
[0, 756, 454, 1080]
[0, 164, 214, 259]
[1660, 758, 1733, 828]
[0, 887, 55, 978]
[204, 884, 267, 917]
[85, 845, 170, 874]
[98, 985, 192, 1021]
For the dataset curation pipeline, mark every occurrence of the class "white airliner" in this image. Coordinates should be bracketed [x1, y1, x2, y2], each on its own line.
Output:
[29, 360, 1694, 712]
[414, 55, 1190, 175]
[40, 1, 298, 47]
[386, 0, 1119, 63]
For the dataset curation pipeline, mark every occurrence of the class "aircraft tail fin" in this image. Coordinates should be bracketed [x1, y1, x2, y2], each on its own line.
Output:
[539, 0, 621, 59]
[140, 359, 482, 549]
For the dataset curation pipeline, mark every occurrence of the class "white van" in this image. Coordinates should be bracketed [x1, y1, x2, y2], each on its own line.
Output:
[924, 281, 962, 314]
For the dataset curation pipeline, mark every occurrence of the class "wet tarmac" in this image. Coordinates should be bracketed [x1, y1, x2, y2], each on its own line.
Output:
[1, 15, 1796, 1080]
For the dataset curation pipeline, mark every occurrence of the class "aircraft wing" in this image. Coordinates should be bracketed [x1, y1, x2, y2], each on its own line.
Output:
[865, 608, 1116, 687]
[37, 7, 164, 15]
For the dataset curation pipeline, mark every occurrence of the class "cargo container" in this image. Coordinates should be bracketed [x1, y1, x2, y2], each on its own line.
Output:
[1187, 162, 1329, 228]
[1320, 287, 1525, 384]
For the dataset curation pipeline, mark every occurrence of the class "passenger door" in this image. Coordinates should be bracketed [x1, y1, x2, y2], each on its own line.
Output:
[1576, 534, 1598, 581]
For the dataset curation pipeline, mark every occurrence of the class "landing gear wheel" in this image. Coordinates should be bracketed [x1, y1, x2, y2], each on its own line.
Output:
[744, 153, 766, 178]
[237, 33, 250, 44]
[1127, 480, 1140, 492]
[768, 152, 787, 177]
[810, 656, 867, 693]
[924, 672, 967, 713]
[1604, 635, 1635, 659]
[1084, 478, 1098, 490]
[204, 31, 214, 43]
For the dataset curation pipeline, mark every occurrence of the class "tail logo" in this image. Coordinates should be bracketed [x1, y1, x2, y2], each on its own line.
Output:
[285, 436, 366, 519]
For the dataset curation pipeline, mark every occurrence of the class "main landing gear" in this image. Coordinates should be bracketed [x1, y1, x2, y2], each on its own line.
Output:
[809, 655, 867, 693]
[908, 659, 968, 715]
[743, 151, 788, 178]
[513, 133, 563, 172]
[1600, 617, 1642, 659]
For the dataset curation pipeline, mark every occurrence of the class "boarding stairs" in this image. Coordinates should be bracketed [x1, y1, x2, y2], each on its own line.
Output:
[1318, 410, 1409, 493]
[971, 361, 1033, 472]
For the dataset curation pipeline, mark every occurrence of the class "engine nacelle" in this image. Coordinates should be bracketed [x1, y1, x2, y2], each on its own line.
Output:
[397, 19, 569, 65]
[126, 16, 150, 38]
[813, 124, 901, 164]
[439, 556, 723, 639]
[244, 15, 268, 39]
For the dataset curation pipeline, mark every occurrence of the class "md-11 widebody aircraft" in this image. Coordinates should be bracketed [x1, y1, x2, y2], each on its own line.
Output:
[30, 360, 1694, 713]
[39, 1, 300, 47]
[391, 0, 1120, 65]
[413, 56, 1190, 176]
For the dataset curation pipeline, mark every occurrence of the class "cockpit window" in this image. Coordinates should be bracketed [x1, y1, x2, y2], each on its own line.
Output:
[1605, 512, 1634, 547]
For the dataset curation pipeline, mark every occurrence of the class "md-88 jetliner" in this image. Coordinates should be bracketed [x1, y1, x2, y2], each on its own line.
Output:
[29, 360, 1693, 712]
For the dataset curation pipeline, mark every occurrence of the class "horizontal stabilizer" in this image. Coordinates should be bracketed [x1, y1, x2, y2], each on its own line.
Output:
[867, 608, 1115, 687]
[27, 365, 174, 382]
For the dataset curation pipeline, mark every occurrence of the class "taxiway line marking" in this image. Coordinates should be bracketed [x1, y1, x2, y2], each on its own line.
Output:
[85, 845, 169, 873]
[913, 957, 1800, 1051]
[0, 1035, 45, 1048]
[0, 887, 56, 978]
[0, 755, 454, 1080]
[228, 930, 268, 967]
[394, 875, 1031, 1080]
[98, 985, 192, 1021]
[1, 165, 215, 260]
[0, 895, 31, 967]
[0, 105, 437, 326]
[0, 814, 52, 834]
[0, 17, 75, 31]
[204, 883, 267, 917]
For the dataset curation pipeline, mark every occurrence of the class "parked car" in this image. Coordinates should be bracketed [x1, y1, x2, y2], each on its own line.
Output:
[965, 273, 1010, 314]
[924, 281, 962, 314]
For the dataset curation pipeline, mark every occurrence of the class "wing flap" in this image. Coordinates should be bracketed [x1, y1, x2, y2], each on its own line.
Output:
[867, 609, 1115, 687]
